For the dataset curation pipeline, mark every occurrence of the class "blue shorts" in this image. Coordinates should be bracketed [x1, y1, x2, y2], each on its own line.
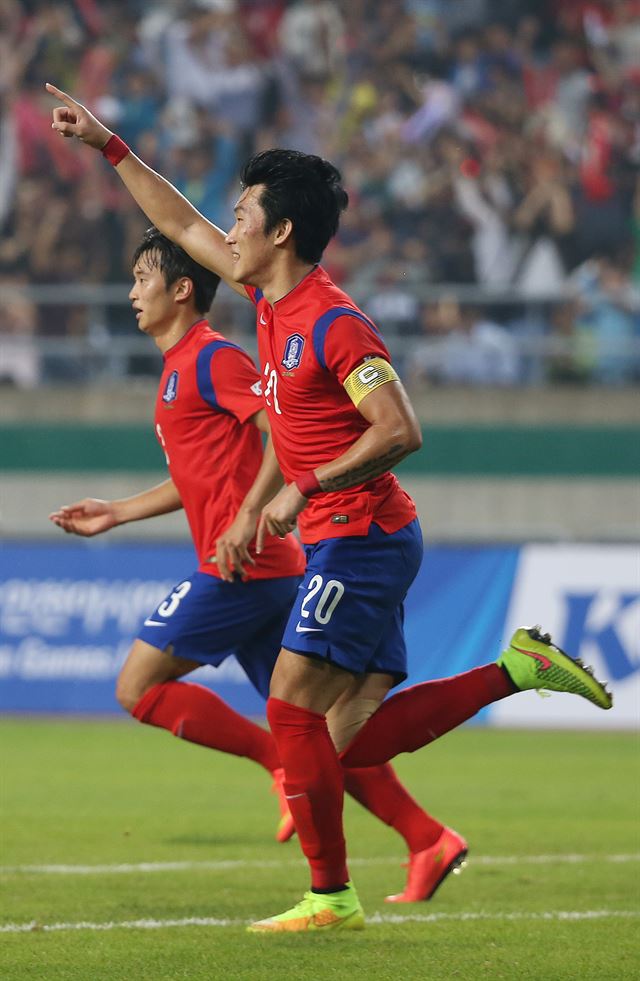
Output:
[137, 572, 301, 699]
[281, 519, 423, 682]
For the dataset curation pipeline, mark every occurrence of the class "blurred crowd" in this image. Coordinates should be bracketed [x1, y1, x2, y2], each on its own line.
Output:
[0, 0, 639, 387]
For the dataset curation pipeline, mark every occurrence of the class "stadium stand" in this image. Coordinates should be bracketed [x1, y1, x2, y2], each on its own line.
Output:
[0, 0, 638, 388]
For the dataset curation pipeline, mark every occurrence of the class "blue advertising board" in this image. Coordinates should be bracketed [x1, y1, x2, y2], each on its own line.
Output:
[0, 541, 637, 726]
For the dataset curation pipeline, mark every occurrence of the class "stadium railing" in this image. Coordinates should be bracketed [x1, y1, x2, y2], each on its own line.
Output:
[1, 280, 639, 386]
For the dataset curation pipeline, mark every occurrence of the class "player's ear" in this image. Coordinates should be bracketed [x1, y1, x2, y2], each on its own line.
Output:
[273, 218, 293, 247]
[174, 277, 193, 303]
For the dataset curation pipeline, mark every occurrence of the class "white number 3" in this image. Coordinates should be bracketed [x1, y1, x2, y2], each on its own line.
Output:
[158, 580, 192, 617]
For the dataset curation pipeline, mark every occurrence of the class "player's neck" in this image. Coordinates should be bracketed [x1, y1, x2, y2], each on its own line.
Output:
[259, 257, 316, 306]
[153, 313, 202, 354]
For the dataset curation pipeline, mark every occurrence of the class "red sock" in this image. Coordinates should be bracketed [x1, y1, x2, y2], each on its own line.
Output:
[340, 664, 511, 768]
[267, 697, 347, 890]
[132, 681, 279, 773]
[344, 764, 443, 852]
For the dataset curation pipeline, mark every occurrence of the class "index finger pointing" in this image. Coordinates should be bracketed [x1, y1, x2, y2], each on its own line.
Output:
[45, 82, 80, 109]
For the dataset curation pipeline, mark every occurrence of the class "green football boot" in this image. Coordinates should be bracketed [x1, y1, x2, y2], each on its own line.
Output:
[248, 881, 365, 933]
[497, 625, 613, 710]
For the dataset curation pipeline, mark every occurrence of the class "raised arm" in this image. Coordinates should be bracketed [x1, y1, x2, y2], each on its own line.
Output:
[45, 83, 246, 297]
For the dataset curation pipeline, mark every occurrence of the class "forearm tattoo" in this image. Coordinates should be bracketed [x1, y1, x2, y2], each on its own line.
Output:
[318, 443, 408, 492]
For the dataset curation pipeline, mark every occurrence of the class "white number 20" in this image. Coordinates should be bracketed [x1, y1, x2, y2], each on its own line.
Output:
[300, 574, 345, 624]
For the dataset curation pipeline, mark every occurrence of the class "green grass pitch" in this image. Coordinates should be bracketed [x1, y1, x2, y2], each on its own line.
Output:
[1, 719, 638, 980]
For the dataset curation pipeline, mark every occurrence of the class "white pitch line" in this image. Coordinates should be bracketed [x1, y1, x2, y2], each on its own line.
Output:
[368, 910, 640, 925]
[1, 853, 638, 877]
[1, 910, 638, 935]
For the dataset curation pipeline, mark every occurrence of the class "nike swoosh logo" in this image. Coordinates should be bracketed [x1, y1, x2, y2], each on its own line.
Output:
[511, 644, 552, 670]
[295, 623, 322, 633]
[144, 619, 167, 627]
[260, 313, 267, 325]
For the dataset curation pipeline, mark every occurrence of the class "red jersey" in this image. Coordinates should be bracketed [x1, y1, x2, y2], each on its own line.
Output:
[154, 319, 305, 580]
[246, 267, 417, 544]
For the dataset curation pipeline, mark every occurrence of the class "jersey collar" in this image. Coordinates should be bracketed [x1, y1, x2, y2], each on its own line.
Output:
[270, 265, 324, 310]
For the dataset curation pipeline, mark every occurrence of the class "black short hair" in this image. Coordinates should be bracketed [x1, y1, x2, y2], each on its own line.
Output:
[240, 149, 349, 264]
[132, 228, 220, 313]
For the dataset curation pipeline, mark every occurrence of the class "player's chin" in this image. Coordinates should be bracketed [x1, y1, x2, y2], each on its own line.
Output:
[231, 260, 256, 285]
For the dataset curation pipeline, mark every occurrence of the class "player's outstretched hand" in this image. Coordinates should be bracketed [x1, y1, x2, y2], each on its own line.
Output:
[46, 82, 113, 149]
[49, 498, 118, 537]
[215, 508, 258, 582]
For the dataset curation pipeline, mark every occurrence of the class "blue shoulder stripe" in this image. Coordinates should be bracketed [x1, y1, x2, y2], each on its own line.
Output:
[195, 339, 239, 414]
[311, 306, 381, 371]
[255, 287, 264, 302]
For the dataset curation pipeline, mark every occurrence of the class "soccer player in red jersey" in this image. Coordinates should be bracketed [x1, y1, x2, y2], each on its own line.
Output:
[47, 84, 612, 931]
[50, 227, 306, 838]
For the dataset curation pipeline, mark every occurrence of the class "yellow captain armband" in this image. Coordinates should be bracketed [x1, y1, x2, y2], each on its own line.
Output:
[343, 357, 399, 407]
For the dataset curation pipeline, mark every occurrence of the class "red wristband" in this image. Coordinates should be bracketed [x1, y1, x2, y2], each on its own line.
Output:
[101, 134, 130, 166]
[295, 471, 322, 498]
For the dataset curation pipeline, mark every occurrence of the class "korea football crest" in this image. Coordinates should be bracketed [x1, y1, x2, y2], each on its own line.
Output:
[282, 333, 304, 371]
[162, 369, 179, 403]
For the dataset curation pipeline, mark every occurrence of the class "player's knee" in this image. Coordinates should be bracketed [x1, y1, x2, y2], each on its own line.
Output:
[116, 639, 172, 715]
[115, 673, 148, 715]
[115, 678, 136, 715]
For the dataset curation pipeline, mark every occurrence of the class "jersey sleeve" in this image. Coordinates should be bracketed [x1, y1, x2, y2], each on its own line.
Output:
[321, 313, 392, 385]
[208, 345, 263, 423]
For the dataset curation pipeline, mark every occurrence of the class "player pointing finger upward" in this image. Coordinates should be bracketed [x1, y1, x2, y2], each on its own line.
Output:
[47, 83, 612, 933]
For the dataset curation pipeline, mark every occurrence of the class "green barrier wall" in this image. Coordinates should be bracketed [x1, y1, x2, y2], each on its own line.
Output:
[1, 425, 638, 476]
